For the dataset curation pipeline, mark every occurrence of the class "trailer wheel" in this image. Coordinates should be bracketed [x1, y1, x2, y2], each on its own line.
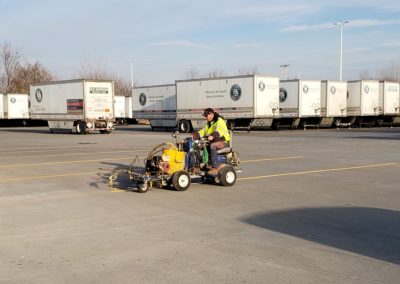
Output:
[76, 121, 86, 135]
[219, 165, 236, 186]
[272, 121, 280, 130]
[178, 120, 191, 133]
[172, 171, 191, 191]
[137, 182, 149, 193]
[227, 120, 235, 130]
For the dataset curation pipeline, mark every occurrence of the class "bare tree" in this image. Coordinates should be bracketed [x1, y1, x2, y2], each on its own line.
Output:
[206, 68, 226, 78]
[182, 66, 201, 80]
[359, 70, 372, 80]
[0, 42, 21, 93]
[10, 62, 55, 93]
[76, 61, 133, 96]
[237, 66, 258, 76]
[377, 63, 400, 82]
[114, 77, 132, 96]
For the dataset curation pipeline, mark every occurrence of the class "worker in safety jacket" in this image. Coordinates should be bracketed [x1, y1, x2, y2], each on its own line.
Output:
[193, 108, 230, 173]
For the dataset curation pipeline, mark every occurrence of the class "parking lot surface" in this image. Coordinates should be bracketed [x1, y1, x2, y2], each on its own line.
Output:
[1, 125, 399, 283]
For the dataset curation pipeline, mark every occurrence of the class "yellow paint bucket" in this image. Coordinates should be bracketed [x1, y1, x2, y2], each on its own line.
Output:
[162, 148, 186, 175]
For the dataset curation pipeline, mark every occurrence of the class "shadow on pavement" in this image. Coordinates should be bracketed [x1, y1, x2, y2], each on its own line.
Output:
[241, 207, 400, 264]
[88, 160, 138, 191]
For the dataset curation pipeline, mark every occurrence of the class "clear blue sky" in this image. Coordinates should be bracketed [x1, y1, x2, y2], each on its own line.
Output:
[1, 0, 399, 85]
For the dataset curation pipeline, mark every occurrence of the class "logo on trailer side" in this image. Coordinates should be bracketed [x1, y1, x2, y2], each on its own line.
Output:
[139, 93, 147, 106]
[35, 89, 43, 102]
[279, 88, 288, 103]
[230, 84, 242, 101]
[258, 81, 265, 91]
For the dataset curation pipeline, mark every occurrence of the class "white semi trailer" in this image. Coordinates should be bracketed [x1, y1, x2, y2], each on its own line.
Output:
[30, 79, 115, 134]
[347, 80, 379, 127]
[0, 93, 30, 125]
[277, 80, 321, 129]
[320, 81, 348, 127]
[114, 95, 127, 125]
[132, 84, 176, 130]
[125, 96, 133, 122]
[176, 75, 280, 132]
[377, 81, 400, 126]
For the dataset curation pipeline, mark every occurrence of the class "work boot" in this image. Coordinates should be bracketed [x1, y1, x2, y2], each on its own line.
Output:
[207, 167, 219, 175]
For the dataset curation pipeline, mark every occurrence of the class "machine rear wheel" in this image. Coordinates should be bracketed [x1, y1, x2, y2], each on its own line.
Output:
[172, 171, 191, 191]
[219, 165, 236, 186]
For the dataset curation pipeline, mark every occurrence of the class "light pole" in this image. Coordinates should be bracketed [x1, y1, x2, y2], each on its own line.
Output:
[280, 64, 290, 80]
[129, 60, 134, 88]
[334, 20, 350, 81]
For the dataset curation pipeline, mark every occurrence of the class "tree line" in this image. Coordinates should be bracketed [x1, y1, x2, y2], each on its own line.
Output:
[0, 42, 132, 96]
[359, 64, 400, 82]
[1, 42, 399, 95]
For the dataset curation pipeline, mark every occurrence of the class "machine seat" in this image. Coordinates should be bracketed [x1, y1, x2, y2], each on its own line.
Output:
[217, 147, 232, 154]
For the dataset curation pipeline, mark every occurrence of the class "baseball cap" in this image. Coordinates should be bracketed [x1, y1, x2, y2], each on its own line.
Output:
[203, 108, 214, 117]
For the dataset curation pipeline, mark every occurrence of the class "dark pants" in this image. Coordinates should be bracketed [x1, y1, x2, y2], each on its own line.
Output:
[209, 141, 228, 167]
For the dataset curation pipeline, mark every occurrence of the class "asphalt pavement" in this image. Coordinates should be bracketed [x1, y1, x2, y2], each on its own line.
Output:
[0, 125, 399, 283]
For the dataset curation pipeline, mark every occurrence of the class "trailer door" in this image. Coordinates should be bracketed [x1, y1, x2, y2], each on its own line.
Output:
[84, 82, 114, 120]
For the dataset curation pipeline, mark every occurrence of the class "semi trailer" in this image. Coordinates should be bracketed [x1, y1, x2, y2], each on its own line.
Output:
[30, 79, 115, 134]
[132, 84, 176, 130]
[0, 93, 29, 125]
[377, 81, 400, 127]
[320, 81, 348, 127]
[175, 75, 280, 132]
[347, 80, 380, 127]
[277, 80, 321, 129]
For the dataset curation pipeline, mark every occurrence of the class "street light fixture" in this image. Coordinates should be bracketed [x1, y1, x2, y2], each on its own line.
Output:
[129, 60, 135, 88]
[334, 20, 350, 81]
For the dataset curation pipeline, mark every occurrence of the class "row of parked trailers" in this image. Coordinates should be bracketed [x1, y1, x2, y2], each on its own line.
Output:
[0, 80, 133, 131]
[0, 93, 133, 124]
[1, 76, 399, 133]
[133, 75, 400, 132]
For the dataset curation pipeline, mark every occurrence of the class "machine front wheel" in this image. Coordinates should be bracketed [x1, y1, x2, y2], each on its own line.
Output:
[172, 171, 191, 191]
[219, 165, 237, 186]
[137, 182, 149, 193]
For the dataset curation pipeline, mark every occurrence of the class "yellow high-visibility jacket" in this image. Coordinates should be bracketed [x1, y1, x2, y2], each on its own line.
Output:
[198, 116, 230, 142]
